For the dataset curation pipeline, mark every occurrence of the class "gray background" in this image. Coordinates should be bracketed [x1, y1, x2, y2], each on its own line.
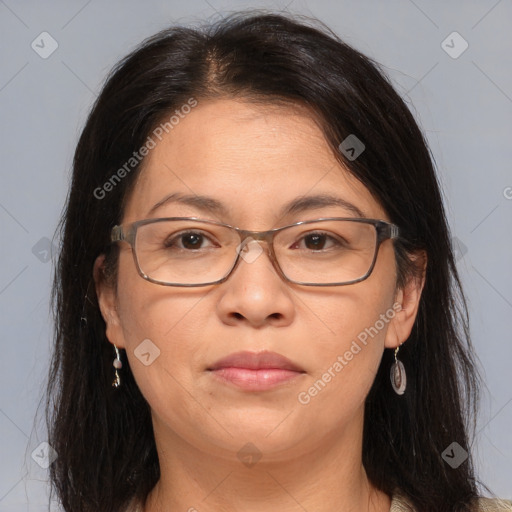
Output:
[0, 0, 511, 509]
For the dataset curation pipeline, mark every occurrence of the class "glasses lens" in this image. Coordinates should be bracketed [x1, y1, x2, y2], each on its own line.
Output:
[134, 219, 238, 285]
[275, 220, 377, 284]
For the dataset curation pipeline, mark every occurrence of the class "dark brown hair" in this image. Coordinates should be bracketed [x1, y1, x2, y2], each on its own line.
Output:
[45, 10, 490, 512]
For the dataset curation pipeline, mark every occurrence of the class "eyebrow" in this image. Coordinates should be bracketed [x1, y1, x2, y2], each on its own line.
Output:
[147, 192, 367, 219]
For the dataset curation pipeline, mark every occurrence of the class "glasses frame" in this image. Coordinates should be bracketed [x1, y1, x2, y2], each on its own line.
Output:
[110, 216, 400, 287]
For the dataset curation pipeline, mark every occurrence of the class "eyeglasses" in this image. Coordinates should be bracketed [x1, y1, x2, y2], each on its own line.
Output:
[110, 217, 400, 287]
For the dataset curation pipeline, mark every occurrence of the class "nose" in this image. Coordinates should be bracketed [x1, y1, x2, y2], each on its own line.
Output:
[215, 238, 296, 328]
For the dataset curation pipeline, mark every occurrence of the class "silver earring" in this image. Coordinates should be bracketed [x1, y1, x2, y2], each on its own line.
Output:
[112, 345, 123, 388]
[390, 344, 406, 395]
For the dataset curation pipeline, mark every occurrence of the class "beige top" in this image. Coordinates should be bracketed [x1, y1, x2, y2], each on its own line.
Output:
[126, 490, 512, 511]
[390, 489, 512, 511]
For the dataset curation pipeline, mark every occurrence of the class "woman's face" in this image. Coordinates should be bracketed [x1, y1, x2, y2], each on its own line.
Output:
[96, 98, 422, 462]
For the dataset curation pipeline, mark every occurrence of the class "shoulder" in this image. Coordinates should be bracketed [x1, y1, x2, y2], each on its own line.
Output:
[473, 497, 512, 511]
[123, 497, 143, 512]
[390, 490, 512, 511]
[389, 490, 415, 512]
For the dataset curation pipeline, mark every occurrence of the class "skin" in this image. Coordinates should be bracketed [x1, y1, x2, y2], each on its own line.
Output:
[95, 98, 426, 512]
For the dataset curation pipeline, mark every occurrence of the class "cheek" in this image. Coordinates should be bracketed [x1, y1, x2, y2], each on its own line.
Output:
[297, 251, 397, 412]
[114, 252, 209, 395]
[294, 301, 394, 434]
[306, 261, 397, 361]
[308, 297, 394, 386]
[117, 289, 209, 365]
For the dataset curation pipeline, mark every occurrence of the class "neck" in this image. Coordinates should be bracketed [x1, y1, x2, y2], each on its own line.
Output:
[144, 409, 391, 512]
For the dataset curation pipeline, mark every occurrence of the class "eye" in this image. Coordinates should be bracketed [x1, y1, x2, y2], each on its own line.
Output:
[164, 231, 217, 251]
[292, 232, 346, 251]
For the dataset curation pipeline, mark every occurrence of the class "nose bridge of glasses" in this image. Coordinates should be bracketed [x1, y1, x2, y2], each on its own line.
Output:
[230, 228, 284, 278]
[234, 227, 278, 255]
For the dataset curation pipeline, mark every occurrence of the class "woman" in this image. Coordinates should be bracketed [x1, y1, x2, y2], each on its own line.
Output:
[46, 11, 512, 512]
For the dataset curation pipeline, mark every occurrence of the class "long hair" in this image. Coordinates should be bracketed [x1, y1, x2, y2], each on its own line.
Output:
[45, 11, 488, 512]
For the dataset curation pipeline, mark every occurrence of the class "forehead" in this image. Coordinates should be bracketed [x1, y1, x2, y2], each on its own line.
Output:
[122, 98, 387, 226]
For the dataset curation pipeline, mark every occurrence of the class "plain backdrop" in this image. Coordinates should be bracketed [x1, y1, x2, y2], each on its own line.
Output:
[0, 0, 511, 509]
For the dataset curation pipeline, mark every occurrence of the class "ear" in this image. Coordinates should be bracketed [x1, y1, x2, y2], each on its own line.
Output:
[384, 250, 427, 349]
[93, 254, 127, 349]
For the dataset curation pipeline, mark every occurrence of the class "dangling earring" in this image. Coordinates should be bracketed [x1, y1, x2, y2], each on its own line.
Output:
[112, 345, 123, 388]
[390, 343, 406, 395]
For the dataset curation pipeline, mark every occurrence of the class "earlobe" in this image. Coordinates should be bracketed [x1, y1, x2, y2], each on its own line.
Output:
[385, 250, 427, 349]
[93, 254, 126, 349]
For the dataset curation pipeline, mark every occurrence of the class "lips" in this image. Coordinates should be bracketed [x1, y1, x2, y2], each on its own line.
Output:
[207, 351, 305, 391]
[208, 351, 304, 372]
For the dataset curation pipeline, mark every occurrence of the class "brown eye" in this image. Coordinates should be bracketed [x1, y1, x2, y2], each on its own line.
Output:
[165, 231, 213, 250]
[291, 232, 345, 251]
[303, 233, 327, 250]
[180, 233, 204, 250]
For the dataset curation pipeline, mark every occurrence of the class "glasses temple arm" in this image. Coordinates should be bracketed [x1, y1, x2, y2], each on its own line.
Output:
[111, 225, 123, 243]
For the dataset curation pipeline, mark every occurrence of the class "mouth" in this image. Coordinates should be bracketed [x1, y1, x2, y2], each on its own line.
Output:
[207, 351, 306, 391]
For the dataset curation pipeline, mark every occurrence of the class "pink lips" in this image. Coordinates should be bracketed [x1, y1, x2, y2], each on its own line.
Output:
[207, 351, 305, 391]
